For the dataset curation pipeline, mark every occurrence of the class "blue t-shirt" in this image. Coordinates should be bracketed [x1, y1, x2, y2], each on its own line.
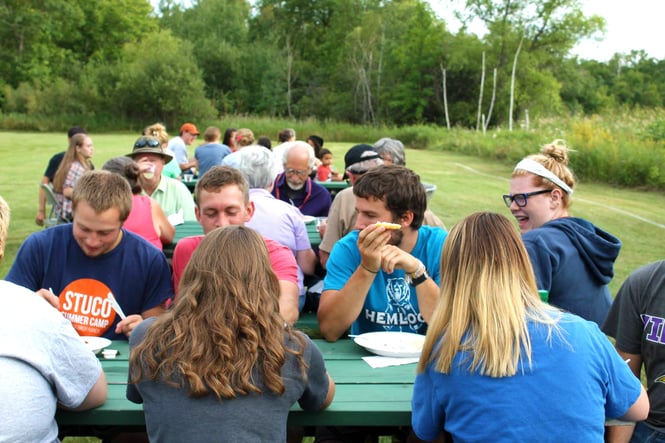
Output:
[412, 313, 643, 442]
[323, 225, 447, 335]
[5, 225, 174, 340]
[195, 143, 232, 177]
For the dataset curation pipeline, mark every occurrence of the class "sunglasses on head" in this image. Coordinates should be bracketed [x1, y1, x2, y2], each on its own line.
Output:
[347, 168, 368, 175]
[134, 139, 161, 149]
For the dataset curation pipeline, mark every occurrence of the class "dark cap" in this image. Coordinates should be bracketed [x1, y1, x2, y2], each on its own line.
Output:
[344, 144, 381, 170]
[67, 126, 87, 138]
[125, 136, 173, 163]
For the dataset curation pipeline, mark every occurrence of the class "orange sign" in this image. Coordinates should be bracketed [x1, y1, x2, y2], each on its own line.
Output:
[58, 278, 116, 336]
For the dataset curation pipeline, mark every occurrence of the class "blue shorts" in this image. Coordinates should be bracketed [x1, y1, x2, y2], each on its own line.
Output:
[630, 421, 665, 443]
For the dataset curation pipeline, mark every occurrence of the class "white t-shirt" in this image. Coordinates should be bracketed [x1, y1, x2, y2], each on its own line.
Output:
[0, 281, 102, 443]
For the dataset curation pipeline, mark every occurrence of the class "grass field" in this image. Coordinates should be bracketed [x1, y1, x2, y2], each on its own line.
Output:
[1, 130, 665, 295]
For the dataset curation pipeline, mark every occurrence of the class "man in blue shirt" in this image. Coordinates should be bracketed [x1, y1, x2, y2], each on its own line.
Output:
[318, 165, 447, 342]
[7, 171, 173, 340]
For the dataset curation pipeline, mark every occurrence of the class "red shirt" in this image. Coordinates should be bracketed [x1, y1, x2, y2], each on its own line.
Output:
[171, 235, 298, 300]
[316, 165, 332, 182]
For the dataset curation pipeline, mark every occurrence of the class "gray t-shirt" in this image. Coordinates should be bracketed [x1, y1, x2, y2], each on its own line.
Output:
[127, 318, 330, 442]
[603, 260, 665, 430]
[0, 280, 103, 443]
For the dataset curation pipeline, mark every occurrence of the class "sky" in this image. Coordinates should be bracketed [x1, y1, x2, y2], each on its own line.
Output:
[429, 0, 665, 62]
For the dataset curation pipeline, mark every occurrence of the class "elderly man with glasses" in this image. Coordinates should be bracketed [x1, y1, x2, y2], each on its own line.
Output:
[271, 141, 331, 217]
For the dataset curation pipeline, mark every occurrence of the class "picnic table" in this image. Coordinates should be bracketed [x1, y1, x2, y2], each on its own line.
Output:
[56, 337, 416, 431]
[163, 220, 323, 259]
[319, 180, 350, 200]
[183, 177, 197, 193]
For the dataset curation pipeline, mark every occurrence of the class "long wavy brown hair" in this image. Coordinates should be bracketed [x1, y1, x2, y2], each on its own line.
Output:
[130, 225, 307, 398]
[53, 133, 93, 192]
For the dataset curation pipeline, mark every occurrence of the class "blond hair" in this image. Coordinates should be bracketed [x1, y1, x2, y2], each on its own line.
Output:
[512, 139, 576, 208]
[130, 225, 307, 398]
[53, 133, 93, 192]
[0, 195, 9, 260]
[418, 212, 561, 377]
[236, 128, 255, 148]
[71, 171, 133, 222]
[143, 122, 169, 146]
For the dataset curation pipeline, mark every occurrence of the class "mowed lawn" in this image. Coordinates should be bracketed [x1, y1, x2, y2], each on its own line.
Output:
[1, 130, 665, 297]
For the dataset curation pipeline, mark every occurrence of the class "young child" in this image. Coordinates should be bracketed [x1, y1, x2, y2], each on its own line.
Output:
[316, 149, 342, 182]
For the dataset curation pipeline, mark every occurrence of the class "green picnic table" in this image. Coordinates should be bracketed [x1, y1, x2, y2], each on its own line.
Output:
[163, 219, 322, 259]
[56, 338, 417, 430]
[319, 180, 350, 200]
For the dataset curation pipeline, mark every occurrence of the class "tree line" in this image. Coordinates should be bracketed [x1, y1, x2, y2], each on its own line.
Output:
[1, 0, 664, 130]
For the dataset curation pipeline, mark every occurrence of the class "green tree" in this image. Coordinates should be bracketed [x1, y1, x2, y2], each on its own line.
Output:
[88, 30, 215, 124]
[457, 0, 605, 125]
[379, 0, 447, 124]
[157, 0, 251, 114]
[0, 0, 156, 88]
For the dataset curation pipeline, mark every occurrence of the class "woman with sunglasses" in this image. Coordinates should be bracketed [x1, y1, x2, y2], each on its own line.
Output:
[503, 139, 620, 326]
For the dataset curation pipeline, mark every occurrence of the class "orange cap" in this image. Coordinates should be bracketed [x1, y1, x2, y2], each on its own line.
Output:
[180, 123, 200, 135]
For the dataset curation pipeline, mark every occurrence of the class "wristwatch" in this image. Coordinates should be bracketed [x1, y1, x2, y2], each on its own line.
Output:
[405, 261, 429, 287]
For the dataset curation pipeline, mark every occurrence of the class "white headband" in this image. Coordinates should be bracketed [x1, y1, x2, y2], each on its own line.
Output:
[514, 158, 573, 195]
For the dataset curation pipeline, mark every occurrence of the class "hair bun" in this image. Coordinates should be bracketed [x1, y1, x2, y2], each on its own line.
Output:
[541, 139, 570, 165]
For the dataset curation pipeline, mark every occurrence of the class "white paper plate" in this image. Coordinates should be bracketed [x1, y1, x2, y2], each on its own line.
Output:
[302, 215, 317, 224]
[353, 331, 426, 358]
[79, 336, 112, 354]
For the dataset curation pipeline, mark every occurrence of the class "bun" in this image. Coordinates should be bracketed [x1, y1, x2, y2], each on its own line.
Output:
[375, 222, 401, 230]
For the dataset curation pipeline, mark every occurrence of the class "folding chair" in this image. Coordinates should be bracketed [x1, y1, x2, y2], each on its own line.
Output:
[40, 183, 68, 227]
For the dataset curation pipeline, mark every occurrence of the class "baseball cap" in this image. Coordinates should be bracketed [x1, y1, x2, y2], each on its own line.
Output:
[180, 123, 200, 135]
[344, 144, 381, 171]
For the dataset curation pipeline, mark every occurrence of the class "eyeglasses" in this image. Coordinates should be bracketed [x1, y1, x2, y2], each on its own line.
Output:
[502, 189, 552, 208]
[134, 138, 161, 148]
[347, 168, 368, 175]
[285, 167, 309, 177]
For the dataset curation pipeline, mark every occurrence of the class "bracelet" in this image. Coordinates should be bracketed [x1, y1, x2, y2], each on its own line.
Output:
[360, 263, 379, 274]
[408, 261, 426, 278]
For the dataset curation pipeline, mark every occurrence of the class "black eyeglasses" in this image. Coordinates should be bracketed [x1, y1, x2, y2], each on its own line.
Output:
[347, 168, 368, 175]
[134, 139, 161, 148]
[502, 189, 552, 208]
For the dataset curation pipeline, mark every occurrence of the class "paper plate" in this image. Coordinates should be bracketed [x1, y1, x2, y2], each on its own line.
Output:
[79, 336, 112, 354]
[353, 331, 426, 358]
[302, 215, 317, 224]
